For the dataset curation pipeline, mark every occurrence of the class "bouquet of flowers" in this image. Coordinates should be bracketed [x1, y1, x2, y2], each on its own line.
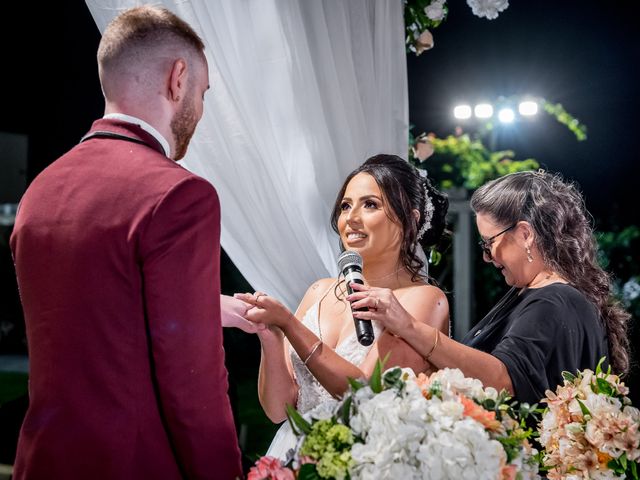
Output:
[538, 358, 640, 479]
[249, 362, 540, 479]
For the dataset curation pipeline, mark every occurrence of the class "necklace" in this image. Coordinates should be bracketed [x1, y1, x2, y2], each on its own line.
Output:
[367, 266, 404, 283]
[527, 271, 562, 289]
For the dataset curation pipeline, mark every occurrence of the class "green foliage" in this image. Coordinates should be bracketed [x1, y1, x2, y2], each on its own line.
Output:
[298, 463, 323, 480]
[287, 403, 312, 436]
[413, 133, 539, 191]
[597, 226, 640, 272]
[542, 100, 587, 141]
[595, 226, 640, 318]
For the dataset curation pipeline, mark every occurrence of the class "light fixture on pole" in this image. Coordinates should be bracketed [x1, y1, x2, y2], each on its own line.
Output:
[452, 96, 540, 121]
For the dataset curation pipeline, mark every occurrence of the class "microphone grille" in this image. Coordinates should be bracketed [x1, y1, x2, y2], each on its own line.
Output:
[337, 250, 363, 273]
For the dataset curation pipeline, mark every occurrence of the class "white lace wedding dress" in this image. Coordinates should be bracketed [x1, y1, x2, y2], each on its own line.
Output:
[265, 289, 382, 460]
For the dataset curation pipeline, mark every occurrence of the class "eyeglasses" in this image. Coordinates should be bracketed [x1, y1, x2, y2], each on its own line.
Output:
[478, 223, 517, 260]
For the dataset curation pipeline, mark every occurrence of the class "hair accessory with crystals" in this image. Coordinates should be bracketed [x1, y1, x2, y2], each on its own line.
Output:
[417, 181, 435, 241]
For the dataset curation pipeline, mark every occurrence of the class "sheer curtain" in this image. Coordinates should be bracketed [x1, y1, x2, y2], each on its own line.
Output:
[86, 0, 408, 309]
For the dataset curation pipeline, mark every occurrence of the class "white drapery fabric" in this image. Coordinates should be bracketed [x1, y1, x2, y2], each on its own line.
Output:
[86, 0, 408, 309]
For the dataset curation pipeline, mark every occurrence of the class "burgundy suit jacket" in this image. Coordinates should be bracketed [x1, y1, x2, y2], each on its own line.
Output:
[10, 119, 242, 479]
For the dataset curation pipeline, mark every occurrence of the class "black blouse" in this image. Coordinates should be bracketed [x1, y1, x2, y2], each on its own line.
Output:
[462, 283, 609, 405]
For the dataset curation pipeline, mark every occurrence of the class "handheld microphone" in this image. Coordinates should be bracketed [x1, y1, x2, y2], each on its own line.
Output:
[337, 250, 374, 346]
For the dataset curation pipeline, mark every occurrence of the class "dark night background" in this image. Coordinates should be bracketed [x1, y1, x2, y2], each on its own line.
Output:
[1, 0, 639, 464]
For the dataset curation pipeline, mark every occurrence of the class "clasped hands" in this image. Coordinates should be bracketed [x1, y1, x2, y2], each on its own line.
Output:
[232, 291, 294, 335]
[224, 282, 413, 337]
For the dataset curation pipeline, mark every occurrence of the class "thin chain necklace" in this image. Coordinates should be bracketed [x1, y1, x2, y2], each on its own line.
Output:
[367, 266, 404, 283]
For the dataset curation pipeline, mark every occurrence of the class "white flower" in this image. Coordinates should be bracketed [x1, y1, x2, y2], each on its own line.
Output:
[303, 398, 338, 421]
[430, 368, 486, 400]
[466, 0, 509, 20]
[417, 419, 505, 479]
[424, 0, 446, 21]
[623, 277, 640, 303]
[483, 386, 499, 401]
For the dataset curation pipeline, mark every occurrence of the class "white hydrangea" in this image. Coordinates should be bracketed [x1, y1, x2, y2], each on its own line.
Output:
[348, 368, 524, 479]
[417, 418, 505, 479]
[466, 0, 509, 20]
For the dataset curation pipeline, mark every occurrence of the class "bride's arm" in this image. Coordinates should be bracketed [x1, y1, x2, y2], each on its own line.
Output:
[356, 284, 450, 376]
[255, 327, 298, 423]
[250, 279, 337, 422]
[237, 285, 365, 399]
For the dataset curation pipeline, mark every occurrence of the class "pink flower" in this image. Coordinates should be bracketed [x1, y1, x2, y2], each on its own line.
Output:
[248, 456, 295, 480]
[413, 136, 435, 161]
[414, 30, 434, 55]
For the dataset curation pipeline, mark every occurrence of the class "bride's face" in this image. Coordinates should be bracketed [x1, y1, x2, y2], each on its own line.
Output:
[337, 173, 403, 260]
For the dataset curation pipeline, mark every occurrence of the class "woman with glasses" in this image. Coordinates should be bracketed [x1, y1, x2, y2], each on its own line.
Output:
[348, 170, 630, 404]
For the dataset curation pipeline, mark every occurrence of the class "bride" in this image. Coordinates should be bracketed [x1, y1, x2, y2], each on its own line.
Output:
[235, 154, 450, 459]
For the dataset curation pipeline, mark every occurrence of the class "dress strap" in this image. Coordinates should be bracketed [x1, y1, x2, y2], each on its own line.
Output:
[312, 278, 342, 344]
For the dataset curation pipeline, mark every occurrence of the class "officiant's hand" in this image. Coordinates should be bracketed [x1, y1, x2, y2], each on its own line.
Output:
[346, 282, 415, 337]
[220, 294, 267, 334]
[234, 291, 296, 330]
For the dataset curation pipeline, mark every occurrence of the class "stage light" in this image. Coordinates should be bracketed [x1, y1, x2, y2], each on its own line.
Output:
[453, 105, 472, 119]
[498, 108, 515, 123]
[518, 101, 538, 116]
[474, 103, 493, 119]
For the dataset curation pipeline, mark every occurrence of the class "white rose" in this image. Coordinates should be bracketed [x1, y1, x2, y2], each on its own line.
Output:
[424, 0, 446, 21]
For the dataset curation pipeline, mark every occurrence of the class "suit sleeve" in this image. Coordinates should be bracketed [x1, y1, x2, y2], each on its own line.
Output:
[139, 176, 242, 480]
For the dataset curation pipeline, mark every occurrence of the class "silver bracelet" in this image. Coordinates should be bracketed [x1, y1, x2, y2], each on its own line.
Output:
[303, 340, 322, 366]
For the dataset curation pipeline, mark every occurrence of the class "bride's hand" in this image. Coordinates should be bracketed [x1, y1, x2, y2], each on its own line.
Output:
[234, 291, 296, 330]
[346, 282, 415, 336]
[220, 294, 267, 334]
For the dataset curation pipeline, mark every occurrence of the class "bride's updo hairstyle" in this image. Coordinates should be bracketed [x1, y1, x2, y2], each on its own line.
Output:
[330, 154, 448, 281]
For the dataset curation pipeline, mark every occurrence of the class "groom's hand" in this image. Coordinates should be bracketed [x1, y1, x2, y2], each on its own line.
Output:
[220, 294, 267, 334]
[234, 291, 294, 331]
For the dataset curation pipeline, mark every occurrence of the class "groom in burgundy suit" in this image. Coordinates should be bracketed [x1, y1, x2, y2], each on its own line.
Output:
[10, 6, 242, 479]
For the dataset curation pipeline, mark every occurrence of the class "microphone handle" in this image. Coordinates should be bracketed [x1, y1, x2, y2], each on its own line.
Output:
[344, 269, 374, 346]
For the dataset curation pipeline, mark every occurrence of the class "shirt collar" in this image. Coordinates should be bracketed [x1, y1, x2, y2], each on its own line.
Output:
[103, 113, 171, 158]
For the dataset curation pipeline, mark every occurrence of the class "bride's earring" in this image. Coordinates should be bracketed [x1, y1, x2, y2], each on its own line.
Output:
[526, 246, 533, 263]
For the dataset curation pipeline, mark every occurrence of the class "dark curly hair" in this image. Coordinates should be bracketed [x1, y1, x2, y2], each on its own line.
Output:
[330, 154, 448, 281]
[470, 170, 630, 374]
